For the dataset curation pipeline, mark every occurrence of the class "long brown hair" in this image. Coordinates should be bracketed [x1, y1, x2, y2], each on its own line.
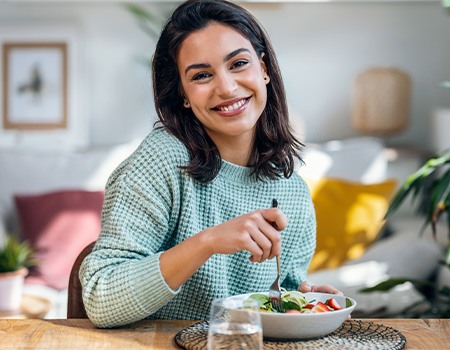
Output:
[152, 0, 304, 182]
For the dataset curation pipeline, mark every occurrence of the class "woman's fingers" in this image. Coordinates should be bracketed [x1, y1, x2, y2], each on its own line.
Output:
[299, 281, 344, 296]
[312, 284, 343, 296]
[249, 220, 281, 261]
[249, 207, 286, 261]
[248, 209, 284, 262]
[204, 207, 287, 262]
[260, 207, 288, 231]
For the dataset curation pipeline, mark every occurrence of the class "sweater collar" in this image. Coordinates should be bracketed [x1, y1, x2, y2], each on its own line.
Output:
[218, 160, 259, 185]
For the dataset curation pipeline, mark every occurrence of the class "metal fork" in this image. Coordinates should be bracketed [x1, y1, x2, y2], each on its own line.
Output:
[269, 255, 282, 312]
[269, 199, 283, 313]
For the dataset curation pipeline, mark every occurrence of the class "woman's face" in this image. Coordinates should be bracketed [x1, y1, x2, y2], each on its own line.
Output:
[177, 22, 270, 149]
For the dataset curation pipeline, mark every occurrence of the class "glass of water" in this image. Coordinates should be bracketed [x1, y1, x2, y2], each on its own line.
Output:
[207, 297, 263, 350]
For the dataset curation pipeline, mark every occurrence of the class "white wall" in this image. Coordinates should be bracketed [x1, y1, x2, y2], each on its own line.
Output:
[0, 1, 449, 151]
[249, 1, 450, 149]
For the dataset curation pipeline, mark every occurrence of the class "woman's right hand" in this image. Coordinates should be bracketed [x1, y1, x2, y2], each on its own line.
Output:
[160, 207, 287, 290]
[201, 207, 288, 263]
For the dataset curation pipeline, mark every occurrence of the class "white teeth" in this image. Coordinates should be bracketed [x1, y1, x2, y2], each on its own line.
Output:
[218, 99, 246, 112]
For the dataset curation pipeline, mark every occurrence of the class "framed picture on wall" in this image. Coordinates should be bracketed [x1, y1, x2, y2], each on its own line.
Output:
[2, 42, 68, 130]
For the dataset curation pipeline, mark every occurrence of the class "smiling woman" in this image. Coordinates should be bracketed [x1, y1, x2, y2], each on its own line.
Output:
[79, 0, 339, 329]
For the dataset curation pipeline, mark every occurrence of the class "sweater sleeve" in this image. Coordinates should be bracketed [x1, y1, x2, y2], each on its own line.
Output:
[80, 134, 185, 328]
[281, 182, 317, 291]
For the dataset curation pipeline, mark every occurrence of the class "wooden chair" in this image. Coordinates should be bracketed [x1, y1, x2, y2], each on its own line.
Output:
[67, 241, 96, 318]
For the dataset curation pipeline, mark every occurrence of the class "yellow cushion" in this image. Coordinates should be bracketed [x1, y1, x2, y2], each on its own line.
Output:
[306, 178, 397, 273]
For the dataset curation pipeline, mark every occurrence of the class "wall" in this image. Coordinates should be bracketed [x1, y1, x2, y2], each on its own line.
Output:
[250, 1, 450, 149]
[0, 1, 449, 151]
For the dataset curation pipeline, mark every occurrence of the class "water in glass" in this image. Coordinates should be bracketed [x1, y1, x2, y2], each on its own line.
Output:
[207, 297, 262, 350]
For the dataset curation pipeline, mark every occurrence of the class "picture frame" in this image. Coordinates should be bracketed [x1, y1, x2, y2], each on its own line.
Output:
[2, 42, 68, 130]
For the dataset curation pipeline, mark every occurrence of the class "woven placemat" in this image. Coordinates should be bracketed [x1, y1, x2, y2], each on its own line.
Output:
[174, 319, 406, 350]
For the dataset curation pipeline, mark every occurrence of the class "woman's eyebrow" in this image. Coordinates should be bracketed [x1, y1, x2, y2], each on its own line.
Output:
[184, 48, 251, 76]
[224, 48, 250, 62]
[185, 63, 210, 75]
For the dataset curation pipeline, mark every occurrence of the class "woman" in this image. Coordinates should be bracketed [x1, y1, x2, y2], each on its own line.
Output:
[80, 0, 340, 328]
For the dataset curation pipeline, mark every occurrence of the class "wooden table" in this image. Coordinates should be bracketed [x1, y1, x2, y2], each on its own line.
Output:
[0, 318, 449, 349]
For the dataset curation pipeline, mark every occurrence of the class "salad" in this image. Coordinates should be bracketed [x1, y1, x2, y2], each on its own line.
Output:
[246, 290, 350, 314]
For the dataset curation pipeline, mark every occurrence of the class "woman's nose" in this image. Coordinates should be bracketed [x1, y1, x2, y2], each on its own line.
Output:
[214, 72, 237, 96]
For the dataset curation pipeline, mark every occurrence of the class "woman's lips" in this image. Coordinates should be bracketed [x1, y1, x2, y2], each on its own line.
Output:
[212, 97, 250, 116]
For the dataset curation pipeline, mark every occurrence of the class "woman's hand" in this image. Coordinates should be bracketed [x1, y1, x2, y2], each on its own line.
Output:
[201, 207, 288, 263]
[299, 281, 343, 296]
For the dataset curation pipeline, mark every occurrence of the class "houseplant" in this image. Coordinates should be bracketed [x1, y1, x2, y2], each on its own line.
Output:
[361, 149, 450, 317]
[361, 1, 450, 315]
[0, 236, 35, 311]
[125, 3, 164, 42]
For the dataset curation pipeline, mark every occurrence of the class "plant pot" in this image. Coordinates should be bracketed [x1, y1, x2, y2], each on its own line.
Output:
[0, 268, 28, 311]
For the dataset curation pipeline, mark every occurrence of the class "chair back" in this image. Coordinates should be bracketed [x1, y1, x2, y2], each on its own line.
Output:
[67, 241, 96, 318]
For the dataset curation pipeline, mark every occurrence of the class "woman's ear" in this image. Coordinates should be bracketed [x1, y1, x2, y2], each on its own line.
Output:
[183, 99, 191, 108]
[260, 52, 270, 84]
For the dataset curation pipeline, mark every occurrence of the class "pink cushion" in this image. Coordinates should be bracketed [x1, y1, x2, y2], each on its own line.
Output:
[15, 190, 104, 290]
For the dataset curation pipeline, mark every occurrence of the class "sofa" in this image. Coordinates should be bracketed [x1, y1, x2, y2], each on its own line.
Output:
[0, 142, 139, 318]
[0, 136, 446, 318]
[299, 138, 447, 316]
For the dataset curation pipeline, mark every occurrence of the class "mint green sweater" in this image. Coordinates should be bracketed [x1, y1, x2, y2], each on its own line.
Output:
[80, 128, 316, 328]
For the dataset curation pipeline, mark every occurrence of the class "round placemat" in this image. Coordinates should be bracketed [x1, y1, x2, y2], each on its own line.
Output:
[174, 319, 406, 350]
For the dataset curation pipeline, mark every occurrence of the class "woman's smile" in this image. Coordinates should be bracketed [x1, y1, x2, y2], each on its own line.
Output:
[212, 97, 251, 116]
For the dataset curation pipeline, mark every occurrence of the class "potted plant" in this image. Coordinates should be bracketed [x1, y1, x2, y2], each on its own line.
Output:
[361, 149, 450, 317]
[0, 236, 35, 312]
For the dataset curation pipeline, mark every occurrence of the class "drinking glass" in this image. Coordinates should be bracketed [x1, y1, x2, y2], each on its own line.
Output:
[207, 297, 263, 350]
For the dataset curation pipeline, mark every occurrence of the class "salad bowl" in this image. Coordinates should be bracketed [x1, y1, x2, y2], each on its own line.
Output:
[224, 291, 356, 339]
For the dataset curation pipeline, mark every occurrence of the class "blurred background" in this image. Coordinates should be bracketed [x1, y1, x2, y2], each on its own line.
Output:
[0, 0, 449, 320]
[0, 0, 449, 151]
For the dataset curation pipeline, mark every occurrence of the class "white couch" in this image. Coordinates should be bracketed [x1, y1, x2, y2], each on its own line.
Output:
[0, 136, 445, 318]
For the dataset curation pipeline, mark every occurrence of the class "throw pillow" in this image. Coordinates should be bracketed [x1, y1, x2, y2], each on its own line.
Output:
[307, 178, 397, 272]
[15, 190, 104, 290]
[346, 232, 442, 280]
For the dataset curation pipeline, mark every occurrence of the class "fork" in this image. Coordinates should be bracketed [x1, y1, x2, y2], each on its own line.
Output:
[269, 199, 283, 313]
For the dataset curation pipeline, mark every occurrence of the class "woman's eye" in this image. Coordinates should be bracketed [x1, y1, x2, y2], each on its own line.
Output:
[231, 60, 249, 69]
[192, 72, 211, 81]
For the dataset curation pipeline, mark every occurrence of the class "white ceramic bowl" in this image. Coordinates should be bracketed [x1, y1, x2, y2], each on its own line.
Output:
[225, 292, 356, 339]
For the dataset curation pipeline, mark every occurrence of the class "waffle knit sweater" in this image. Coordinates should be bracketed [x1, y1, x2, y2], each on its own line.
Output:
[80, 128, 316, 328]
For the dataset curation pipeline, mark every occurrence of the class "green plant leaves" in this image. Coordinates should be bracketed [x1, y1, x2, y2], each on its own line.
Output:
[124, 4, 166, 41]
[359, 278, 432, 293]
[385, 151, 450, 236]
[361, 149, 450, 317]
[0, 236, 35, 273]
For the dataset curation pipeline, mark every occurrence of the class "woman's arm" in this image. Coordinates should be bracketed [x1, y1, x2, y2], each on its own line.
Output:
[81, 170, 287, 327]
[160, 207, 287, 290]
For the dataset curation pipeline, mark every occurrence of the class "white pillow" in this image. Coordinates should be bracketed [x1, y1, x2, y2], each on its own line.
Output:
[390, 215, 448, 249]
[346, 233, 443, 280]
[308, 261, 425, 315]
[308, 233, 442, 315]
[320, 137, 387, 183]
[300, 136, 387, 183]
[296, 148, 332, 181]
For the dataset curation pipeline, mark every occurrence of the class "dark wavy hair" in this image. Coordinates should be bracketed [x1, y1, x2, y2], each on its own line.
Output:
[152, 0, 304, 183]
